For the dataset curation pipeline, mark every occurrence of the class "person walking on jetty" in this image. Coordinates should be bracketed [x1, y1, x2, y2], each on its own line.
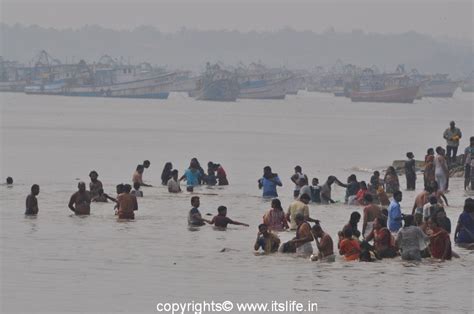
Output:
[443, 121, 462, 164]
[68, 182, 91, 215]
[258, 166, 282, 198]
[405, 152, 416, 191]
[25, 184, 40, 216]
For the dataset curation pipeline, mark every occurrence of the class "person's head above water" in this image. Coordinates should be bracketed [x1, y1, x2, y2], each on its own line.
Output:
[403, 214, 414, 227]
[343, 227, 353, 239]
[78, 181, 86, 191]
[123, 184, 132, 193]
[347, 174, 357, 183]
[136, 164, 145, 173]
[31, 184, 40, 195]
[312, 178, 319, 185]
[143, 160, 151, 168]
[258, 223, 269, 235]
[429, 195, 438, 205]
[171, 169, 179, 179]
[373, 171, 380, 177]
[449, 121, 455, 129]
[163, 162, 172, 171]
[393, 190, 403, 202]
[294, 212, 305, 224]
[359, 181, 367, 190]
[191, 196, 200, 208]
[116, 184, 124, 194]
[406, 152, 414, 159]
[435, 146, 444, 155]
[299, 193, 310, 204]
[217, 205, 227, 216]
[349, 211, 361, 224]
[386, 166, 396, 175]
[271, 198, 283, 211]
[364, 193, 373, 203]
[6, 177, 13, 185]
[133, 182, 141, 190]
[327, 175, 337, 185]
[470, 136, 474, 146]
[464, 198, 474, 213]
[311, 223, 323, 237]
[427, 148, 434, 156]
[294, 165, 302, 173]
[89, 170, 98, 181]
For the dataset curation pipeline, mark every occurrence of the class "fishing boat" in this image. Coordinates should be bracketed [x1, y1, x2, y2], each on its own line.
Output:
[350, 74, 420, 103]
[419, 74, 459, 97]
[194, 63, 239, 101]
[238, 78, 288, 99]
[0, 57, 30, 92]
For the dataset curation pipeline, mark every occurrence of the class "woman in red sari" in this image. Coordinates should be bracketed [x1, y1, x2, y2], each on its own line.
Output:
[263, 198, 289, 231]
[366, 216, 398, 258]
[428, 216, 452, 260]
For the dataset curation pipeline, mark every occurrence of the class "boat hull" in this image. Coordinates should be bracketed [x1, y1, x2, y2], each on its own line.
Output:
[350, 85, 420, 103]
[195, 79, 239, 102]
[239, 79, 287, 99]
[420, 81, 459, 98]
[0, 81, 27, 92]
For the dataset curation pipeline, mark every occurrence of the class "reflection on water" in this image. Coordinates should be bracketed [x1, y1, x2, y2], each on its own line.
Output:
[1, 92, 473, 313]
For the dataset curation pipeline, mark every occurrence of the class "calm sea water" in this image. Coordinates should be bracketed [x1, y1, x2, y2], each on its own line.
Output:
[1, 91, 473, 313]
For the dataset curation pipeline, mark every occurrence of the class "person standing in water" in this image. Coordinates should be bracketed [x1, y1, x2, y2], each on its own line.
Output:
[263, 198, 289, 231]
[434, 146, 449, 192]
[215, 163, 229, 186]
[180, 160, 201, 192]
[310, 178, 321, 203]
[396, 215, 429, 261]
[89, 170, 107, 202]
[68, 182, 92, 215]
[188, 196, 211, 226]
[405, 152, 416, 191]
[161, 162, 173, 186]
[167, 170, 182, 193]
[209, 206, 249, 228]
[286, 193, 319, 230]
[254, 224, 281, 254]
[25, 184, 40, 216]
[6, 177, 13, 186]
[388, 191, 403, 233]
[310, 224, 335, 262]
[290, 166, 308, 199]
[133, 165, 152, 187]
[384, 167, 400, 194]
[362, 194, 382, 238]
[320, 176, 344, 204]
[258, 166, 282, 198]
[462, 136, 474, 190]
[443, 121, 462, 164]
[290, 213, 314, 256]
[117, 184, 138, 219]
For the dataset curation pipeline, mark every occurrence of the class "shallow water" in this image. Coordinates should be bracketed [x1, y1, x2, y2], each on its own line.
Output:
[1, 91, 473, 313]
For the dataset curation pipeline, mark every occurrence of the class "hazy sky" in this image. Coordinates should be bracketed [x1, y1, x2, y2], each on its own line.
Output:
[1, 0, 473, 40]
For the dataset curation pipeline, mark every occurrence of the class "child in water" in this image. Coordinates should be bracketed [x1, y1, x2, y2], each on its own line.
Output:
[210, 206, 249, 228]
[310, 178, 321, 203]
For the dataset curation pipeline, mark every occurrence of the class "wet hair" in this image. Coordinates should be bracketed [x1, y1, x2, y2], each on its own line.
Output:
[271, 198, 283, 211]
[191, 196, 200, 205]
[406, 152, 414, 158]
[171, 169, 179, 176]
[386, 166, 396, 175]
[89, 170, 98, 177]
[393, 190, 402, 198]
[294, 165, 302, 172]
[6, 177, 13, 184]
[348, 174, 357, 182]
[349, 211, 361, 224]
[373, 171, 380, 176]
[343, 227, 353, 238]
[143, 160, 150, 166]
[312, 224, 322, 233]
[295, 212, 305, 222]
[435, 146, 443, 154]
[123, 184, 132, 193]
[217, 205, 227, 214]
[258, 223, 267, 230]
[264, 166, 272, 173]
[429, 195, 438, 205]
[312, 178, 319, 184]
[116, 184, 125, 194]
[376, 216, 387, 228]
[364, 193, 373, 203]
[299, 193, 310, 201]
[427, 148, 434, 155]
[133, 182, 141, 190]
[31, 184, 39, 192]
[136, 164, 144, 171]
[359, 181, 367, 189]
[470, 136, 474, 144]
[464, 198, 474, 213]
[403, 215, 414, 227]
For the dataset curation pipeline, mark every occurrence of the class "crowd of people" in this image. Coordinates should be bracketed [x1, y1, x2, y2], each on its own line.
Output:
[6, 121, 474, 262]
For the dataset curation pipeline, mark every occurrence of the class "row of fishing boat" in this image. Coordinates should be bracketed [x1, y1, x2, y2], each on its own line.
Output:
[306, 63, 474, 103]
[1, 52, 473, 103]
[0, 52, 305, 101]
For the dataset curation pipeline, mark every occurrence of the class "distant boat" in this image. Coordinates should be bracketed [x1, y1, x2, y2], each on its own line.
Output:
[420, 75, 459, 97]
[0, 80, 27, 92]
[350, 85, 420, 103]
[194, 63, 239, 101]
[238, 78, 288, 99]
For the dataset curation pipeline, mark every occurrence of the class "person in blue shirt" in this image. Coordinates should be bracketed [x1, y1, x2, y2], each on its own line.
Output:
[258, 166, 282, 198]
[180, 160, 201, 192]
[388, 191, 403, 232]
